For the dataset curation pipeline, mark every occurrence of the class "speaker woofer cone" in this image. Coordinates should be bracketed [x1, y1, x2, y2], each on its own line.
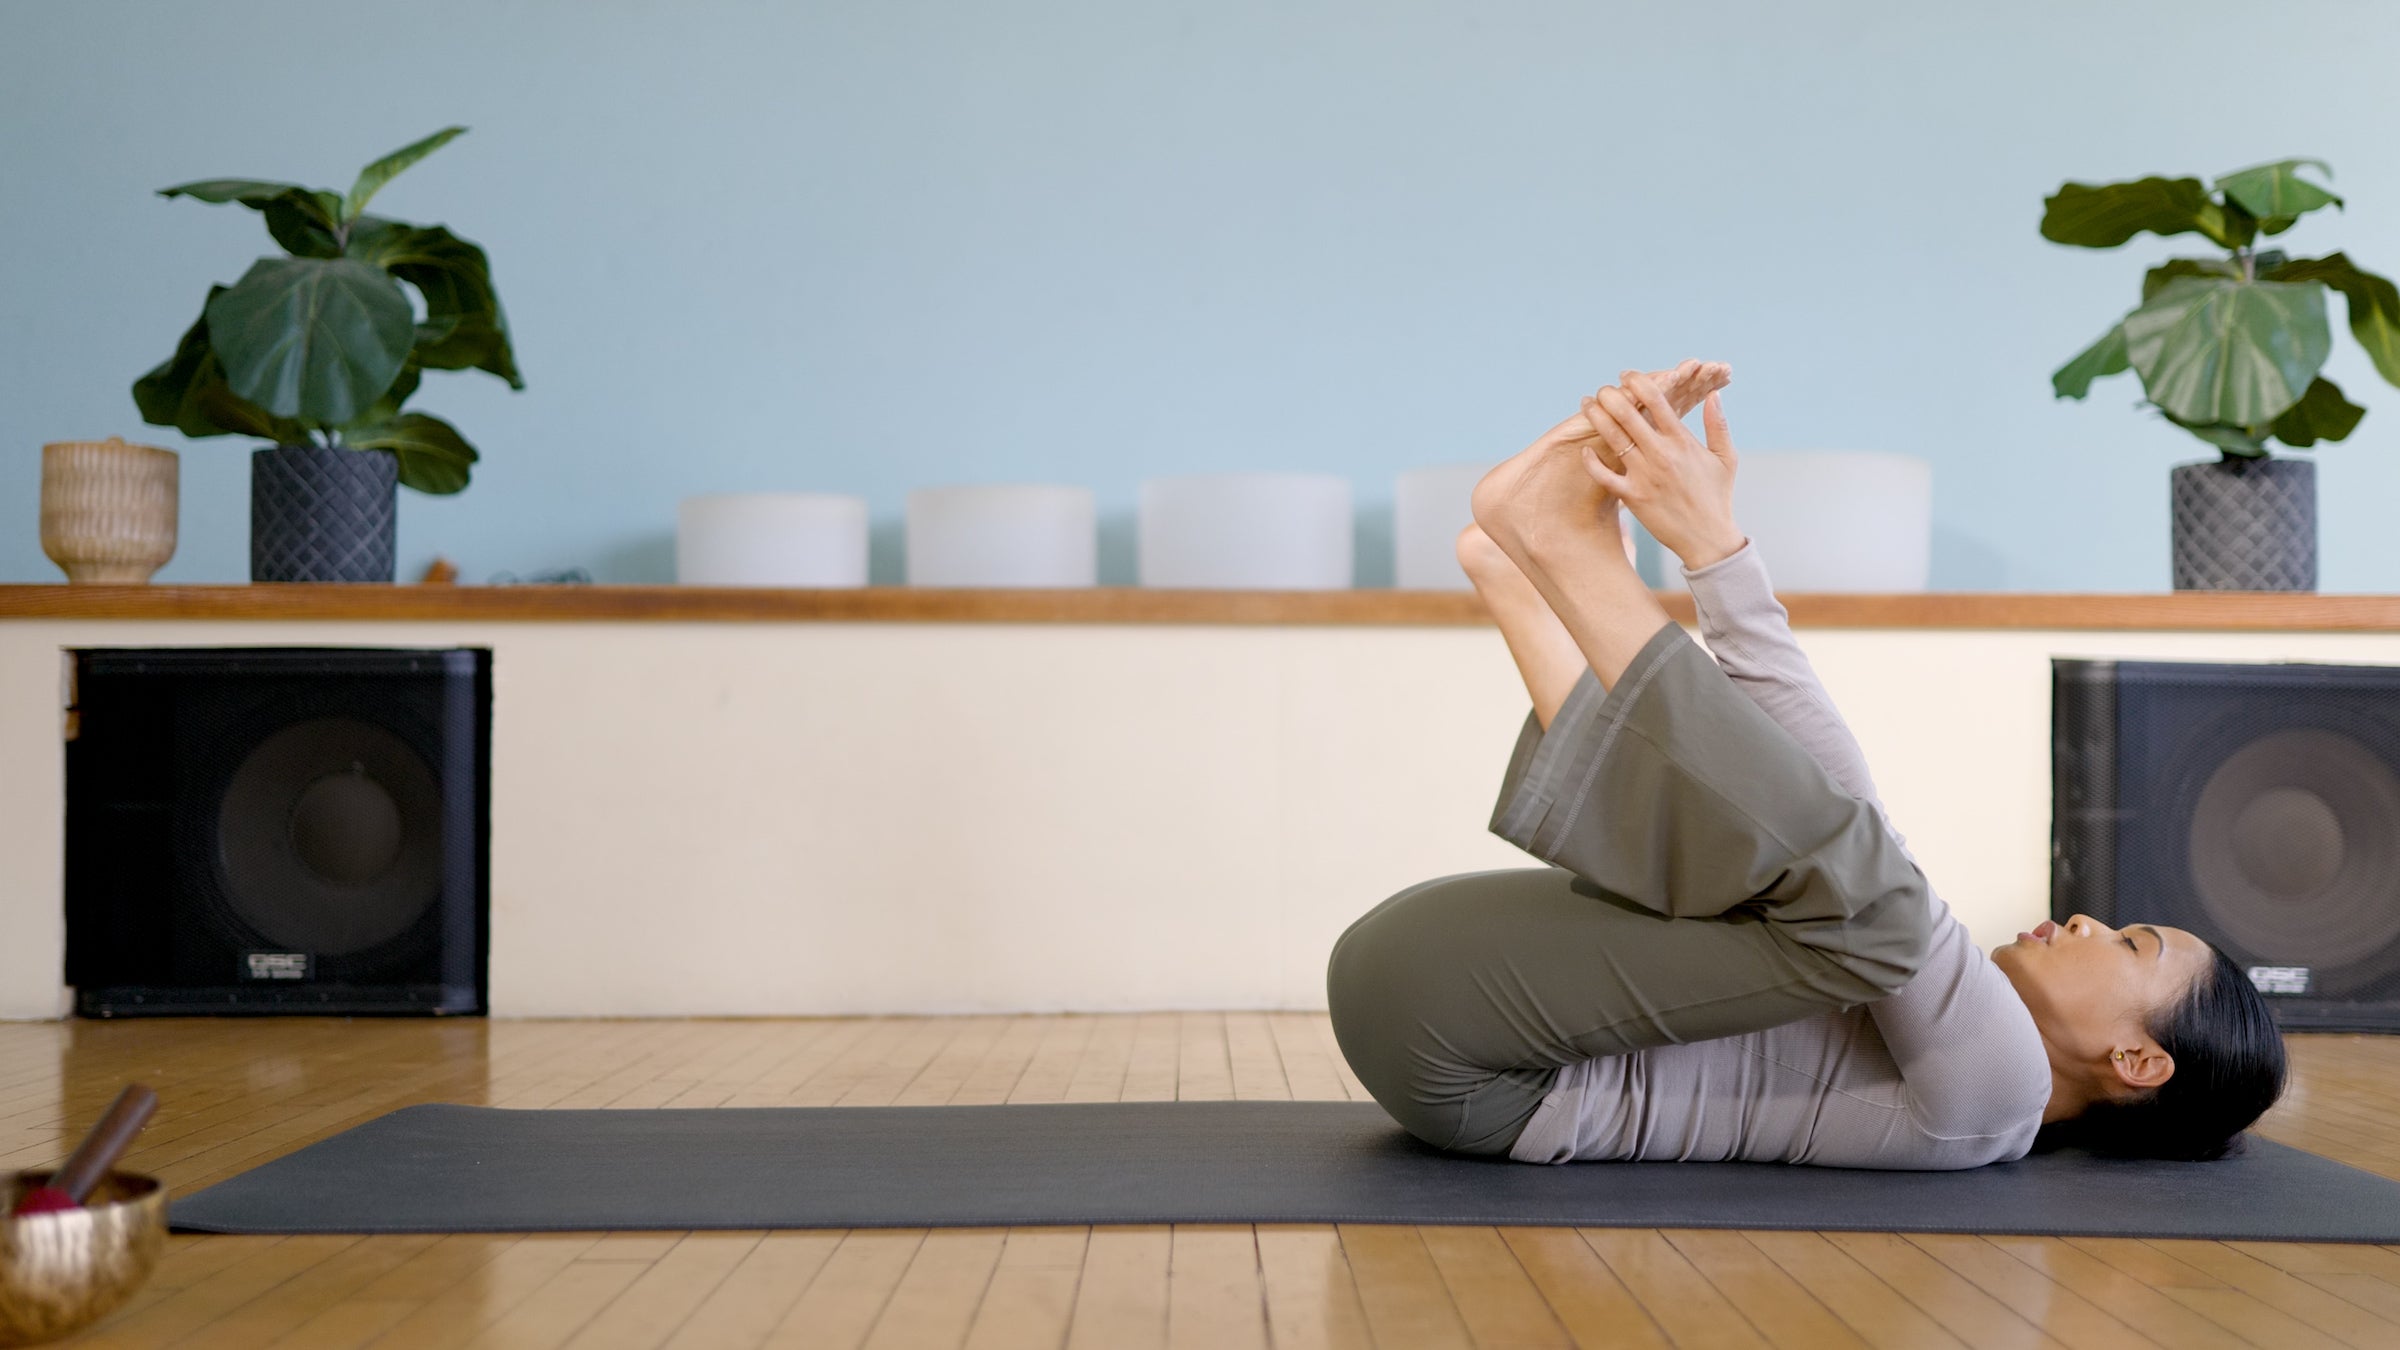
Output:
[2182, 725, 2400, 982]
[214, 717, 444, 958]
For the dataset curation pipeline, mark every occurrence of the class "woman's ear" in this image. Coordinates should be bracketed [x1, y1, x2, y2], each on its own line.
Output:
[2110, 1042, 2175, 1094]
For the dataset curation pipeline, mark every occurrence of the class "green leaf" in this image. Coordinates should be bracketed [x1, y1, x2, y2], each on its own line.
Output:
[261, 199, 342, 258]
[350, 358, 422, 427]
[2269, 376, 2366, 447]
[2143, 258, 2238, 304]
[2160, 412, 2271, 457]
[2201, 198, 2256, 250]
[2052, 324, 2130, 399]
[192, 381, 315, 441]
[204, 257, 417, 424]
[2215, 158, 2343, 227]
[132, 300, 235, 436]
[158, 178, 333, 216]
[346, 218, 523, 388]
[2041, 177, 2220, 248]
[344, 410, 479, 494]
[131, 288, 313, 441]
[343, 126, 467, 223]
[160, 179, 346, 256]
[2119, 274, 2331, 427]
[2261, 252, 2400, 387]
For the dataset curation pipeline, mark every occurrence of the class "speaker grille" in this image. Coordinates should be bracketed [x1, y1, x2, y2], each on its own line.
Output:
[66, 646, 488, 1016]
[2183, 725, 2400, 977]
[2055, 657, 2400, 1029]
[212, 715, 446, 958]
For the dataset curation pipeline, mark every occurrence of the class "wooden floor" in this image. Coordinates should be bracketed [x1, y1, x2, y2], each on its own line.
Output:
[7, 1017, 2400, 1350]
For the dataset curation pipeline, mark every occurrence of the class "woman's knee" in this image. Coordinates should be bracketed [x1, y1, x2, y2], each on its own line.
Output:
[1326, 870, 1519, 1032]
[1325, 872, 1511, 1149]
[1327, 871, 1490, 1004]
[1324, 888, 1417, 1080]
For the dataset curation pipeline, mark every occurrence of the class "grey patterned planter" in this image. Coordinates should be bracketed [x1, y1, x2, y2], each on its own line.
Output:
[2170, 456, 2317, 592]
[251, 443, 398, 583]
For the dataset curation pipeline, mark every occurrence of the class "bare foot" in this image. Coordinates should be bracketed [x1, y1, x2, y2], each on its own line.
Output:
[1468, 426, 1612, 568]
[1471, 360, 1727, 565]
[1459, 518, 1632, 585]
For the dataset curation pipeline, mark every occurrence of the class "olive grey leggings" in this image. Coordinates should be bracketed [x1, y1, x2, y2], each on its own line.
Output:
[1324, 619, 1935, 1156]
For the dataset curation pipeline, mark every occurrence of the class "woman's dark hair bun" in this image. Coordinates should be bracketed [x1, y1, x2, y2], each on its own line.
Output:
[2033, 942, 2287, 1162]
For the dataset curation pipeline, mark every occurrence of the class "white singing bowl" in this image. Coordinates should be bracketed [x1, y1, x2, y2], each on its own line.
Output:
[1394, 463, 1494, 591]
[905, 485, 1097, 587]
[1138, 472, 1354, 590]
[1661, 451, 1932, 592]
[677, 493, 870, 587]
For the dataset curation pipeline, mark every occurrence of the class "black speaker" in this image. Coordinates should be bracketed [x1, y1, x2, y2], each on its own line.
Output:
[2054, 656, 2400, 1031]
[64, 646, 491, 1016]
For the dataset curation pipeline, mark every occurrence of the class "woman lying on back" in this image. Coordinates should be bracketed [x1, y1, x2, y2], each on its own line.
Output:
[1326, 361, 2287, 1168]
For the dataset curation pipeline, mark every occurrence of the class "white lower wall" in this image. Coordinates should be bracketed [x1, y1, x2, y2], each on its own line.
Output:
[7, 619, 2399, 1019]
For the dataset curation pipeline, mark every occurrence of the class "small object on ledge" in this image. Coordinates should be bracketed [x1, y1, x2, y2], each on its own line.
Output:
[417, 557, 460, 585]
[1394, 462, 1494, 591]
[1659, 451, 1932, 594]
[679, 493, 869, 587]
[488, 567, 593, 585]
[39, 439, 179, 584]
[1138, 472, 1354, 590]
[905, 484, 1097, 587]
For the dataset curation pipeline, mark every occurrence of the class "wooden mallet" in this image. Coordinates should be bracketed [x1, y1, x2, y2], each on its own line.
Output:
[10, 1085, 158, 1216]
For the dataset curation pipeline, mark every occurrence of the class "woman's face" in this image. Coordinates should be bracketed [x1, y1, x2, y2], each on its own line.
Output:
[1992, 913, 2215, 1082]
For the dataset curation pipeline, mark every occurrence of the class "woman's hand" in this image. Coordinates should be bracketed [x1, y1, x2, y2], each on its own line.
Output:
[1579, 371, 1748, 572]
[1531, 360, 1728, 455]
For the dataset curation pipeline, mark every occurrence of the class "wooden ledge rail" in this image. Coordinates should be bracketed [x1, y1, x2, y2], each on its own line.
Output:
[6, 583, 2400, 630]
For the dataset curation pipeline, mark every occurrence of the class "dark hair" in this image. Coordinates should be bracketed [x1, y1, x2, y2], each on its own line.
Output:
[2033, 943, 2287, 1162]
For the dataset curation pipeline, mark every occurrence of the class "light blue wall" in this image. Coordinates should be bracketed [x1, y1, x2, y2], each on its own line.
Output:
[6, 0, 2398, 589]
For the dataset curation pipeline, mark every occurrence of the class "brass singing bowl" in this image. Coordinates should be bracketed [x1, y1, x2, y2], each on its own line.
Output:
[0, 1172, 166, 1348]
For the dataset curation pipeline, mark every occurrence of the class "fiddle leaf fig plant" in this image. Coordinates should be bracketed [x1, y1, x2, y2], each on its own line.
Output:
[131, 126, 521, 494]
[2044, 157, 2400, 457]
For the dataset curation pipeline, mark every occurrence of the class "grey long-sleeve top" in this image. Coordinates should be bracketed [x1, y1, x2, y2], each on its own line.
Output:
[1506, 540, 2054, 1170]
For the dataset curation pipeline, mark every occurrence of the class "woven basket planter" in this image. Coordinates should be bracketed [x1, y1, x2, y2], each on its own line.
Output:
[251, 443, 398, 583]
[40, 437, 179, 583]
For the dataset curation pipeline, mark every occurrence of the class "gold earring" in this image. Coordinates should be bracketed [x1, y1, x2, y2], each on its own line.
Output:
[2113, 1051, 2124, 1061]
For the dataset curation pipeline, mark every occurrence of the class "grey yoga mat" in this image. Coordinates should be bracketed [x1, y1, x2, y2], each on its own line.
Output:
[168, 1101, 2400, 1241]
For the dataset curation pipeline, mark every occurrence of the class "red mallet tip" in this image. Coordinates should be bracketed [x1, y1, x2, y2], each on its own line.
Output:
[12, 1185, 79, 1215]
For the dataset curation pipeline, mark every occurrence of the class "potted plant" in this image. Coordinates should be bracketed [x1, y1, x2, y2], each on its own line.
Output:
[131, 127, 522, 583]
[2043, 158, 2400, 590]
